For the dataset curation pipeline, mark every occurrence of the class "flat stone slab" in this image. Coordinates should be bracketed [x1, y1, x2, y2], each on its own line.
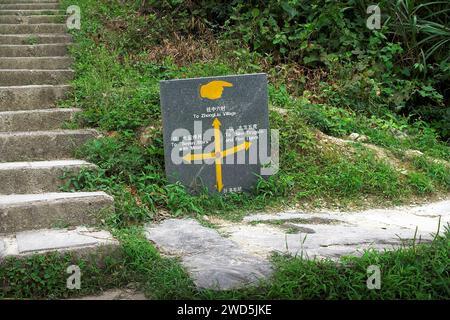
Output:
[71, 288, 147, 300]
[17, 229, 101, 254]
[0, 191, 110, 206]
[145, 219, 272, 290]
[217, 199, 450, 259]
[0, 226, 118, 258]
[0, 159, 94, 171]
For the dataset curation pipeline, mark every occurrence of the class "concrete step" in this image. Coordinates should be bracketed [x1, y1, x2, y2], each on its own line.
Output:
[0, 23, 66, 34]
[0, 15, 65, 24]
[0, 43, 69, 56]
[0, 10, 63, 16]
[0, 56, 72, 69]
[0, 33, 72, 44]
[0, 160, 96, 194]
[0, 4, 60, 10]
[0, 129, 98, 162]
[0, 192, 113, 233]
[0, 108, 80, 131]
[0, 85, 71, 111]
[0, 227, 119, 262]
[0, 69, 73, 85]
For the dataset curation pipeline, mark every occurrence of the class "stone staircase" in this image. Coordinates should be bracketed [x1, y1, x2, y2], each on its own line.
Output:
[0, 0, 118, 262]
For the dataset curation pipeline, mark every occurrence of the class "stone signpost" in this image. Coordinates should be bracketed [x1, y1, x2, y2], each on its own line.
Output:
[160, 73, 270, 194]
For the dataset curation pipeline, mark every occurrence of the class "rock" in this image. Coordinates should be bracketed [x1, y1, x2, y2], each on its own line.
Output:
[271, 106, 288, 115]
[138, 125, 159, 146]
[284, 224, 316, 234]
[145, 219, 272, 290]
[218, 200, 450, 260]
[357, 134, 368, 142]
[348, 133, 368, 142]
[405, 149, 424, 158]
[71, 288, 147, 300]
[390, 128, 408, 140]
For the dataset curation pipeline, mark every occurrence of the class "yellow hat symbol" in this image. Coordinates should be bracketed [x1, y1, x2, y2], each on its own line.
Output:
[200, 80, 233, 100]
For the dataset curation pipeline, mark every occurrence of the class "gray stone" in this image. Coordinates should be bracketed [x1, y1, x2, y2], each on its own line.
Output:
[405, 149, 424, 158]
[0, 69, 74, 86]
[0, 191, 114, 233]
[0, 57, 73, 69]
[390, 128, 408, 140]
[145, 219, 272, 290]
[0, 44, 69, 57]
[357, 134, 368, 142]
[0, 85, 71, 111]
[16, 227, 116, 254]
[218, 199, 450, 260]
[0, 23, 66, 34]
[0, 129, 99, 162]
[284, 224, 316, 234]
[71, 288, 147, 300]
[0, 34, 72, 45]
[0, 228, 121, 270]
[0, 4, 60, 10]
[0, 15, 64, 24]
[348, 132, 368, 142]
[0, 160, 96, 194]
[160, 73, 270, 194]
[0, 108, 80, 131]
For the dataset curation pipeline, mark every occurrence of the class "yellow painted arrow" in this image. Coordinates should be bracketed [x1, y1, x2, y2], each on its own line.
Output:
[183, 152, 215, 162]
[222, 141, 251, 158]
[182, 141, 252, 162]
[182, 118, 252, 192]
[213, 118, 223, 192]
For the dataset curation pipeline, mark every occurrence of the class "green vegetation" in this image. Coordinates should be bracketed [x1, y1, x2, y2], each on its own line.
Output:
[57, 0, 449, 225]
[2, 227, 448, 300]
[0, 228, 196, 300]
[2, 0, 448, 300]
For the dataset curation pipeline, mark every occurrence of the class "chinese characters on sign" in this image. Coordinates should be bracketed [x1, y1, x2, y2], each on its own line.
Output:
[160, 73, 270, 194]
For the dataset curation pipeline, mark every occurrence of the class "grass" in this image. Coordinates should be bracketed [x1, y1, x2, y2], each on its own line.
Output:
[240, 230, 449, 300]
[0, 228, 196, 300]
[2, 226, 448, 300]
[1, 0, 448, 300]
[54, 0, 449, 226]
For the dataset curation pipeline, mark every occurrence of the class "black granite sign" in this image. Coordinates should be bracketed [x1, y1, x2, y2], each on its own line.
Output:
[160, 73, 270, 194]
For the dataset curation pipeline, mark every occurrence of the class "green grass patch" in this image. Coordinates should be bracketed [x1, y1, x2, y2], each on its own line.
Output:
[200, 228, 450, 300]
[7, 0, 438, 301]
[3, 227, 448, 300]
[56, 0, 450, 225]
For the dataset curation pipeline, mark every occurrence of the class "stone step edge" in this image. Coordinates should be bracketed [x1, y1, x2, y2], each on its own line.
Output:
[0, 128, 97, 136]
[0, 83, 70, 89]
[0, 191, 113, 206]
[0, 226, 119, 259]
[0, 23, 66, 26]
[0, 159, 95, 171]
[0, 10, 64, 15]
[0, 33, 70, 38]
[0, 43, 70, 47]
[0, 107, 80, 115]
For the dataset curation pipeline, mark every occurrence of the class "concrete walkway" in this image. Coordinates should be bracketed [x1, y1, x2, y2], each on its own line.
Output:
[145, 199, 450, 290]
